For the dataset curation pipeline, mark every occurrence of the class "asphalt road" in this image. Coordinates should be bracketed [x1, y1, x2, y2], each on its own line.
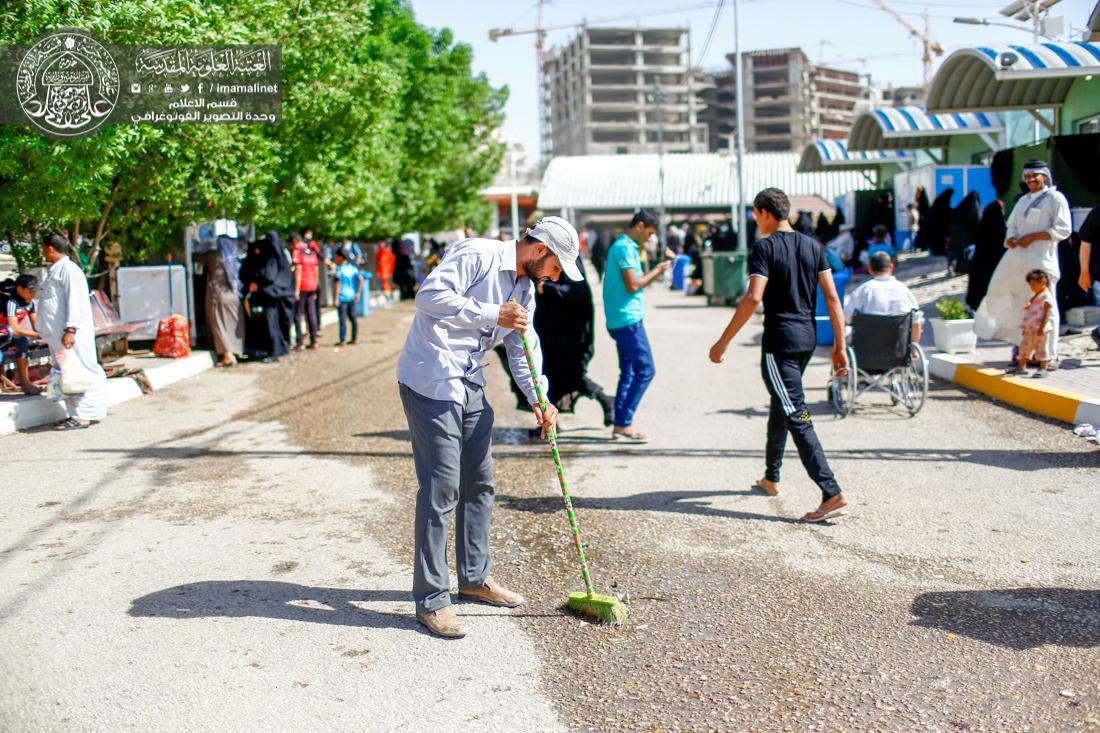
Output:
[1, 278, 1097, 732]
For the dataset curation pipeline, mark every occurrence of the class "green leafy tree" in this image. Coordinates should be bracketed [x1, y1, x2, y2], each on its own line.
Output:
[0, 0, 506, 270]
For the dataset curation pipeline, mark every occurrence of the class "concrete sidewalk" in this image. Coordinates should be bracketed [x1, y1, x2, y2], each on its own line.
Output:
[887, 254, 1100, 427]
[0, 300, 384, 435]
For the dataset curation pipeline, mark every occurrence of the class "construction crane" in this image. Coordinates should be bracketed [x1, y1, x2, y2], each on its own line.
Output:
[870, 0, 945, 87]
[488, 1, 726, 42]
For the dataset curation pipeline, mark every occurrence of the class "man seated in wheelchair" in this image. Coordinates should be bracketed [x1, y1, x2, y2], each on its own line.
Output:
[832, 250, 928, 416]
[844, 251, 923, 342]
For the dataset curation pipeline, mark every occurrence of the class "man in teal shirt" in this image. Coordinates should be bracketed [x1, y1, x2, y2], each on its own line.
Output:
[602, 209, 671, 442]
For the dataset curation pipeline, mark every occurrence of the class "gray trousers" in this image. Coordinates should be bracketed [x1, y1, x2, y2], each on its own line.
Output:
[399, 381, 494, 612]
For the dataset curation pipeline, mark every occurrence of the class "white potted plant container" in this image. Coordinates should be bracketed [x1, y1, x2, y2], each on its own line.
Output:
[931, 297, 977, 353]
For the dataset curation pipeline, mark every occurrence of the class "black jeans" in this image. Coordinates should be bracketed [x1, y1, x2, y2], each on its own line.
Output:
[337, 302, 358, 343]
[760, 352, 842, 503]
[294, 290, 319, 346]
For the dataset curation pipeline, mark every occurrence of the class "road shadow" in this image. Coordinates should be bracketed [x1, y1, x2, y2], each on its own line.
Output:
[499, 489, 807, 525]
[82, 445, 1098, 471]
[353, 427, 543, 444]
[129, 580, 427, 633]
[910, 588, 1100, 650]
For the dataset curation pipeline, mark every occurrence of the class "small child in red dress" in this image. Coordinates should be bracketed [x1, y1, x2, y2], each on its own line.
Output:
[1010, 269, 1054, 378]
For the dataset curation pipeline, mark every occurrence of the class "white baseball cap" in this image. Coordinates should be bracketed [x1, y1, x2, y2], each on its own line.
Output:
[525, 216, 583, 281]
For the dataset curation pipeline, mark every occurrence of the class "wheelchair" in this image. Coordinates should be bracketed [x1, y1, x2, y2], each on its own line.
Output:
[829, 311, 928, 417]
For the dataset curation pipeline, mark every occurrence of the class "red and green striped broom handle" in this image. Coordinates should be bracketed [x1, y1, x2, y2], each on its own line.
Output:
[518, 329, 597, 599]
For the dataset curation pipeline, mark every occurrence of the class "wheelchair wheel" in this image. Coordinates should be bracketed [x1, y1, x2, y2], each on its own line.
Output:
[901, 343, 928, 416]
[830, 346, 857, 417]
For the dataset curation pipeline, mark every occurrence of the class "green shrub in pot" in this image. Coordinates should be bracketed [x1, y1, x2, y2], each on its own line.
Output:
[935, 297, 970, 321]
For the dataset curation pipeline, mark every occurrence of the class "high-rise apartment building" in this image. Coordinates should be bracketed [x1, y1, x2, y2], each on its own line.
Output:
[540, 27, 707, 157]
[699, 47, 863, 153]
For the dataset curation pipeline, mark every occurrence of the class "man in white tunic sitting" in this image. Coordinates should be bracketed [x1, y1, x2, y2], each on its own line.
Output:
[975, 160, 1071, 364]
[37, 234, 108, 430]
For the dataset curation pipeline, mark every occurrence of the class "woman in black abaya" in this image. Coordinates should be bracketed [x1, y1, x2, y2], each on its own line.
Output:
[240, 230, 294, 362]
[949, 190, 982, 274]
[966, 200, 1007, 311]
[499, 257, 614, 429]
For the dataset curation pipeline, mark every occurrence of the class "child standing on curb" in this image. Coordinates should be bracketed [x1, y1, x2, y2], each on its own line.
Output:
[1010, 269, 1055, 378]
[333, 247, 364, 346]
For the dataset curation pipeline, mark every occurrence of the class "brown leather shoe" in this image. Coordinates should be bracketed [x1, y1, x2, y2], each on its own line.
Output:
[416, 605, 467, 638]
[457, 577, 525, 608]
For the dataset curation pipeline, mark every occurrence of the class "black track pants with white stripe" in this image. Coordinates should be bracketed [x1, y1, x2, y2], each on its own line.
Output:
[759, 351, 842, 503]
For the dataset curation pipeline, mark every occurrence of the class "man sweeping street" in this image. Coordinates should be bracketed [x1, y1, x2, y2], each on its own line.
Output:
[396, 217, 582, 638]
[708, 188, 849, 522]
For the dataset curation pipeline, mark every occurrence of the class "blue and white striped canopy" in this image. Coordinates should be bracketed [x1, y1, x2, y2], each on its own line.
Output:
[797, 140, 914, 173]
[846, 106, 1003, 151]
[927, 42, 1100, 112]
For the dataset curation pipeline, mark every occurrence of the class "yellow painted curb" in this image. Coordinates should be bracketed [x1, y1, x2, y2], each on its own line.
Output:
[954, 365, 1083, 423]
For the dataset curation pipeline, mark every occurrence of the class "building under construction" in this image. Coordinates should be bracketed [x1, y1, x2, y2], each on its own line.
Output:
[699, 48, 865, 154]
[540, 26, 708, 157]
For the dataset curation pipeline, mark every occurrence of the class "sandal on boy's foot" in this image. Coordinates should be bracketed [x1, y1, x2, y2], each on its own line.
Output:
[803, 505, 848, 522]
[1004, 365, 1027, 376]
[612, 430, 650, 444]
[803, 496, 848, 522]
[53, 418, 90, 431]
[21, 383, 43, 396]
[753, 479, 779, 496]
[1032, 369, 1050, 379]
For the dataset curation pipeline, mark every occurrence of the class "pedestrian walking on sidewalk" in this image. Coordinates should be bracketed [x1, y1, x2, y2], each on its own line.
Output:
[198, 235, 244, 367]
[602, 209, 672, 443]
[37, 234, 108, 429]
[395, 216, 581, 638]
[290, 233, 320, 350]
[1008, 270, 1055, 378]
[240, 231, 292, 363]
[708, 188, 849, 522]
[332, 248, 363, 346]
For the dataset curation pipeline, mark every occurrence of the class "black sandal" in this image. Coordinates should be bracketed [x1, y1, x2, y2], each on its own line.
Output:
[53, 418, 90, 431]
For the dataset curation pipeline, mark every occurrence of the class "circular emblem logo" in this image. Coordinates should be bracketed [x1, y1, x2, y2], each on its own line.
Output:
[16, 29, 119, 139]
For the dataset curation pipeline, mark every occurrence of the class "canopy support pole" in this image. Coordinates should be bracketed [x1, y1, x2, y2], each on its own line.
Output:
[1027, 109, 1055, 135]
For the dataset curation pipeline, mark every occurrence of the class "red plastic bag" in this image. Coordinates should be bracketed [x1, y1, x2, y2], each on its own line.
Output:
[153, 315, 191, 358]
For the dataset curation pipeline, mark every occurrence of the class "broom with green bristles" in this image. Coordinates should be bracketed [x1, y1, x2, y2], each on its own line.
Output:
[517, 328, 629, 625]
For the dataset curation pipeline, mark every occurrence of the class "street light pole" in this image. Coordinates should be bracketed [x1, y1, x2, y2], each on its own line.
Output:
[508, 144, 521, 240]
[732, 0, 748, 251]
[654, 78, 668, 254]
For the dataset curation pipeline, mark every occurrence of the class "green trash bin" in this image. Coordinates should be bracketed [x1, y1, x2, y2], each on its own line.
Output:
[701, 252, 747, 306]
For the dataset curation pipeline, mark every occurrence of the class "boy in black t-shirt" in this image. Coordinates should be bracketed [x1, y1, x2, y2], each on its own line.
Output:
[709, 188, 849, 522]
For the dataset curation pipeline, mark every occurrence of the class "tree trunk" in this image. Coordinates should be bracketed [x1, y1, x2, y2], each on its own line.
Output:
[87, 177, 121, 279]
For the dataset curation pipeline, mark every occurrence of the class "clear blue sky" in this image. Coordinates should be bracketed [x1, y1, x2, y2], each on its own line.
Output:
[409, 0, 1095, 159]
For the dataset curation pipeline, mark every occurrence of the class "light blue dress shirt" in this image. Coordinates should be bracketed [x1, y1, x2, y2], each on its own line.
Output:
[396, 237, 547, 405]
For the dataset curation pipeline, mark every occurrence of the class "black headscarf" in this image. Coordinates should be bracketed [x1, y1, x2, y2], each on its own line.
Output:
[949, 190, 982, 272]
[918, 189, 954, 256]
[240, 230, 293, 300]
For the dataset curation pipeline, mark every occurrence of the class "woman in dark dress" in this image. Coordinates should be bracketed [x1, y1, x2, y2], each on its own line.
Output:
[499, 257, 614, 429]
[393, 237, 418, 301]
[966, 200, 1007, 311]
[239, 231, 293, 362]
